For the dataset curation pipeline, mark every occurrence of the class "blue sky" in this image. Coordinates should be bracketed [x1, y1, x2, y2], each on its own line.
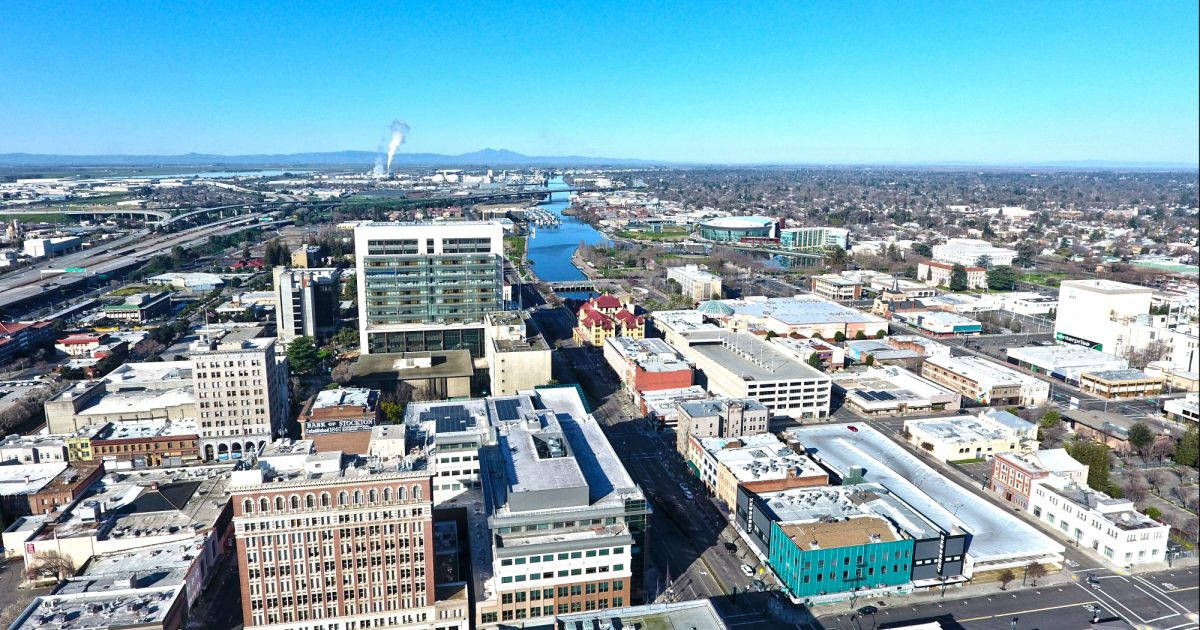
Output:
[1, 1, 1196, 164]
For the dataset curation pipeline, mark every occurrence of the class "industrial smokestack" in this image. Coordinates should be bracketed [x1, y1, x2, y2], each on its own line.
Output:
[385, 119, 409, 174]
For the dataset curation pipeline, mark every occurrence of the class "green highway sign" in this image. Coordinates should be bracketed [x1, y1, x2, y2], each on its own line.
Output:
[64, 267, 86, 273]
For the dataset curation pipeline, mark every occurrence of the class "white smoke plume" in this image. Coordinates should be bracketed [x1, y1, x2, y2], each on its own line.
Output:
[385, 120, 409, 173]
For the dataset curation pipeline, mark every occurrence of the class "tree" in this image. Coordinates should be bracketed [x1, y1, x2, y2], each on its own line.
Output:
[854, 330, 867, 340]
[987, 266, 1017, 291]
[1127, 423, 1154, 458]
[975, 254, 993, 269]
[380, 400, 403, 424]
[1174, 426, 1199, 468]
[823, 246, 849, 270]
[25, 550, 75, 580]
[833, 331, 846, 343]
[1142, 506, 1161, 521]
[665, 278, 681, 295]
[864, 354, 875, 366]
[1014, 241, 1038, 267]
[948, 264, 969, 291]
[998, 568, 1016, 590]
[1066, 439, 1110, 491]
[912, 242, 933, 258]
[806, 353, 824, 371]
[286, 336, 321, 375]
[1024, 562, 1046, 586]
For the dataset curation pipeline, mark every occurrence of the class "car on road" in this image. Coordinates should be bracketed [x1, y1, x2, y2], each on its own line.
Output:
[724, 542, 738, 553]
[751, 578, 766, 591]
[740, 564, 754, 577]
[1086, 573, 1101, 585]
[846, 425, 858, 432]
[857, 605, 878, 615]
[682, 490, 693, 500]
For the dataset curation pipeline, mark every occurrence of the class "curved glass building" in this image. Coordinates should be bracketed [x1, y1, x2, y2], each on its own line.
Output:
[697, 216, 776, 242]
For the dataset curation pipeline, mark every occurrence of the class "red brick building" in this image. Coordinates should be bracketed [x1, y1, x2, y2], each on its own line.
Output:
[232, 445, 436, 629]
[601, 336, 692, 398]
[298, 388, 381, 454]
[26, 461, 105, 515]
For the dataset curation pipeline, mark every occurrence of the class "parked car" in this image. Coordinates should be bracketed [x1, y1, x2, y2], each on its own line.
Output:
[740, 564, 754, 577]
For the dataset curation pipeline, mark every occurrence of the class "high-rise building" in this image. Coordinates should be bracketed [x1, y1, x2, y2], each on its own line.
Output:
[191, 329, 290, 461]
[273, 267, 342, 344]
[354, 221, 505, 356]
[230, 440, 458, 630]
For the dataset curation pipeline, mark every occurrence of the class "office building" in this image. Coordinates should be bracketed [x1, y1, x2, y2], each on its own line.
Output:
[1163, 393, 1198, 424]
[474, 388, 649, 626]
[273, 267, 342, 343]
[831, 366, 960, 415]
[291, 244, 322, 268]
[1053, 279, 1153, 351]
[1028, 476, 1169, 568]
[685, 433, 827, 513]
[810, 274, 862, 301]
[354, 221, 505, 356]
[921, 354, 1050, 407]
[930, 238, 1016, 267]
[902, 412, 1035, 461]
[666, 264, 723, 301]
[674, 330, 831, 418]
[780, 226, 849, 250]
[675, 397, 770, 453]
[230, 440, 446, 630]
[190, 329, 290, 461]
[740, 484, 967, 603]
[23, 236, 82, 258]
[484, 311, 552, 396]
[989, 448, 1089, 510]
[602, 336, 693, 398]
[917, 260, 987, 289]
[297, 387, 380, 453]
[1077, 369, 1164, 399]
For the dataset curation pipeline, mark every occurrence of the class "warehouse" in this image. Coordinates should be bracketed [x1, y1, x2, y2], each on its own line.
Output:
[1006, 345, 1128, 385]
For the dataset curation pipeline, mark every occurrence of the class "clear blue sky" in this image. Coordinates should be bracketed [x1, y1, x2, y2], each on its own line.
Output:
[2, 1, 1197, 164]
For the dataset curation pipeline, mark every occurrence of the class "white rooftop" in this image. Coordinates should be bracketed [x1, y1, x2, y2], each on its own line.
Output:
[787, 423, 1063, 563]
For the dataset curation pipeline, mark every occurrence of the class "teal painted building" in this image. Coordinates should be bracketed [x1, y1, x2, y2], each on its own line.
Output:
[768, 519, 913, 599]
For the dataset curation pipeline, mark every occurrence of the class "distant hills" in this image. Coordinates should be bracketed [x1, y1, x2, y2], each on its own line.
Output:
[0, 148, 665, 168]
[0, 150, 1193, 170]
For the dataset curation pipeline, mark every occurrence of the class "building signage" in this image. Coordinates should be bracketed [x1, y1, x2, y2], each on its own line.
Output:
[305, 418, 374, 435]
[1055, 332, 1102, 351]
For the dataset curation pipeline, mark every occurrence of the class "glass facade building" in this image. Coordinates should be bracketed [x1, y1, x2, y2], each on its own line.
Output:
[355, 221, 505, 356]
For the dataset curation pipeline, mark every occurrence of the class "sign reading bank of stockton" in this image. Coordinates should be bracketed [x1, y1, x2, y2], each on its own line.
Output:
[304, 418, 375, 435]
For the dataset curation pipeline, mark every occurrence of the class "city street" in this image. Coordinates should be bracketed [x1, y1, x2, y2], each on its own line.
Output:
[819, 566, 1199, 630]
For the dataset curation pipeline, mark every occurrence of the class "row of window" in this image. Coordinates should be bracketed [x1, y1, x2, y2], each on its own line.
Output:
[241, 485, 424, 514]
[482, 597, 624, 623]
[500, 547, 623, 567]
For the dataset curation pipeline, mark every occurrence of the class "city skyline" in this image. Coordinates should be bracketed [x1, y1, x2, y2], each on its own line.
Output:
[1, 2, 1197, 165]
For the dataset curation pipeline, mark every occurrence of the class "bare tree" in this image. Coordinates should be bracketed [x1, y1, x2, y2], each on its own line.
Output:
[25, 550, 76, 580]
[1122, 339, 1171, 369]
[330, 361, 352, 385]
[1024, 562, 1047, 586]
[998, 568, 1016, 590]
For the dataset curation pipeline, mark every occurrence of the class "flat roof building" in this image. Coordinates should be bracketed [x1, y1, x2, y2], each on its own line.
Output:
[831, 366, 960, 415]
[902, 412, 1034, 462]
[1030, 475, 1169, 568]
[921, 354, 1050, 407]
[696, 296, 889, 339]
[686, 433, 827, 513]
[602, 336, 692, 398]
[1006, 345, 1128, 385]
[931, 238, 1016, 267]
[675, 330, 831, 418]
[666, 264, 723, 301]
[786, 423, 1064, 575]
[297, 387, 380, 453]
[1078, 369, 1164, 399]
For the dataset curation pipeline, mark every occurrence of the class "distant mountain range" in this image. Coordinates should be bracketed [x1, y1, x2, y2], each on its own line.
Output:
[0, 149, 1193, 170]
[0, 148, 665, 168]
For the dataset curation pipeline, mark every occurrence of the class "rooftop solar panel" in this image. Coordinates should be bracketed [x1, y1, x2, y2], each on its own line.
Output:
[495, 399, 521, 422]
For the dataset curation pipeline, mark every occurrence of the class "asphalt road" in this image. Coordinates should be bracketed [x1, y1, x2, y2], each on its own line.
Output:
[820, 566, 1199, 630]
